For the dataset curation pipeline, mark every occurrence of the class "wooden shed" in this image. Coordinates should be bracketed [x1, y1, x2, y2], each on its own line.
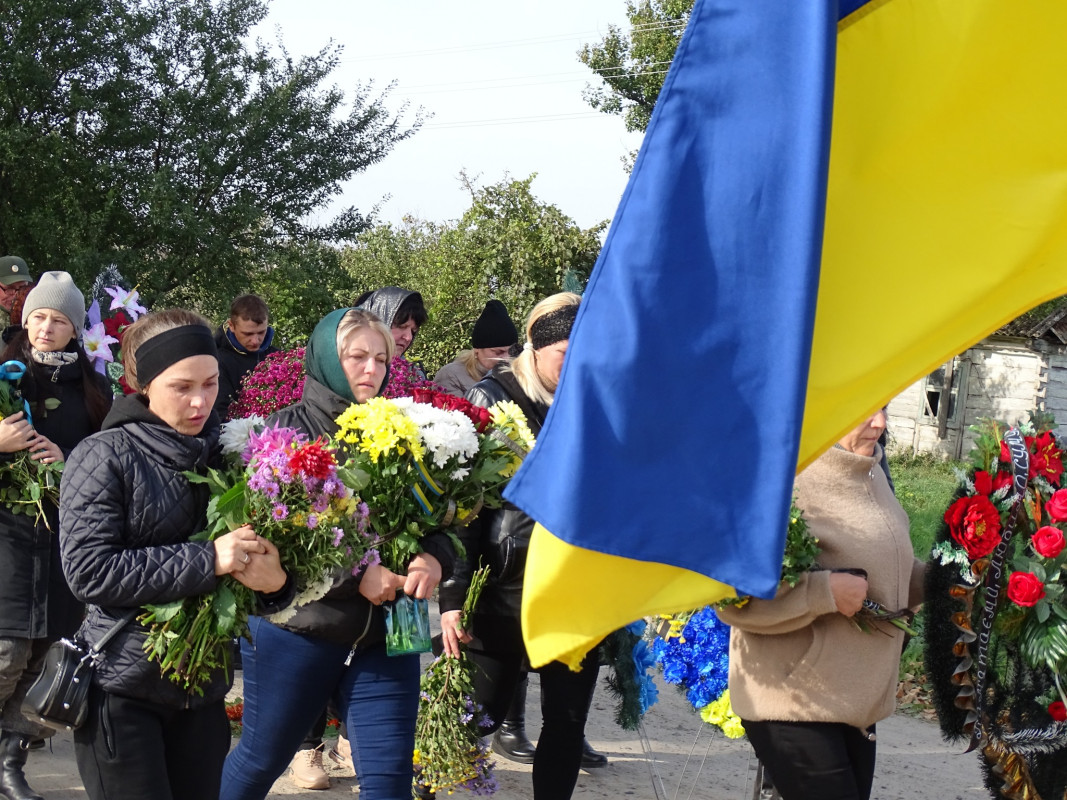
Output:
[887, 306, 1067, 459]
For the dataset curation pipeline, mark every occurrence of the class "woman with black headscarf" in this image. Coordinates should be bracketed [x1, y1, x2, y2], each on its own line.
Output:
[221, 308, 456, 800]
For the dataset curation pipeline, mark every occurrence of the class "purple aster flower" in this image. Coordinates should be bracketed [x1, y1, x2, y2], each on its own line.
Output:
[332, 527, 344, 547]
[271, 503, 289, 521]
[306, 513, 319, 529]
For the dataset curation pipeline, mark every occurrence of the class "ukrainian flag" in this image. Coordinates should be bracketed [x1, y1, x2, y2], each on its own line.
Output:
[506, 0, 1067, 669]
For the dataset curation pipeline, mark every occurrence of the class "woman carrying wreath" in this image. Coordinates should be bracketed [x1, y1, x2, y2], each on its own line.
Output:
[0, 272, 112, 800]
[717, 408, 926, 800]
[59, 310, 290, 800]
[220, 308, 456, 800]
[438, 291, 600, 800]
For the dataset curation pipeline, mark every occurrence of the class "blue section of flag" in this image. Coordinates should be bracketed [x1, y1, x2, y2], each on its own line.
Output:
[839, 0, 875, 20]
[504, 0, 837, 599]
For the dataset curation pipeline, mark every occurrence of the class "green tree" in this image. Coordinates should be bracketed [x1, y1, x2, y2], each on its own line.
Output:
[578, 0, 692, 167]
[341, 175, 605, 374]
[0, 0, 417, 314]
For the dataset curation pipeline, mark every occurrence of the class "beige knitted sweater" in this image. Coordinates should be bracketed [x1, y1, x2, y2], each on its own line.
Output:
[717, 444, 925, 729]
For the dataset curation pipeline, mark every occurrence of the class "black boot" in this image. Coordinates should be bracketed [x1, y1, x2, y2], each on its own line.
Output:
[580, 737, 608, 769]
[0, 732, 44, 800]
[491, 673, 536, 765]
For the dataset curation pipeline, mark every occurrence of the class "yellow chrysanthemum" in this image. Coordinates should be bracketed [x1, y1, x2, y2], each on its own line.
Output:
[335, 398, 425, 463]
[699, 690, 745, 739]
[488, 401, 536, 477]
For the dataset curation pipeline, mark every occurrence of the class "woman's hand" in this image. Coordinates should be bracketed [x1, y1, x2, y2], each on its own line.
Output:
[28, 433, 63, 464]
[0, 412, 35, 454]
[358, 564, 405, 605]
[440, 609, 472, 658]
[404, 553, 442, 600]
[232, 537, 287, 593]
[213, 525, 266, 576]
[829, 572, 868, 617]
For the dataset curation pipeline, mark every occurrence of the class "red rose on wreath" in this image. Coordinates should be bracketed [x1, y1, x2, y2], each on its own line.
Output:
[992, 471, 1014, 493]
[973, 471, 993, 496]
[1032, 526, 1066, 559]
[1050, 701, 1067, 722]
[1047, 488, 1067, 522]
[1006, 571, 1046, 607]
[944, 495, 1002, 559]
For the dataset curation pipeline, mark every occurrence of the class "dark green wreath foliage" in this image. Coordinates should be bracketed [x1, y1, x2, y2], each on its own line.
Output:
[599, 628, 644, 731]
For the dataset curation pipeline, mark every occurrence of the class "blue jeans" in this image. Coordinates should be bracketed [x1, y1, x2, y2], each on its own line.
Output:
[220, 617, 420, 800]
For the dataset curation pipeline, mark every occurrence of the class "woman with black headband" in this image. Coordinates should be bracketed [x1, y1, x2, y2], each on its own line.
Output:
[437, 292, 601, 800]
[60, 309, 290, 800]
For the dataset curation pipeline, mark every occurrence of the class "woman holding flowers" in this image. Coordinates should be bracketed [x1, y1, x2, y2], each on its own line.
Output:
[221, 308, 456, 800]
[438, 292, 600, 800]
[0, 271, 112, 800]
[716, 408, 926, 800]
[59, 309, 289, 800]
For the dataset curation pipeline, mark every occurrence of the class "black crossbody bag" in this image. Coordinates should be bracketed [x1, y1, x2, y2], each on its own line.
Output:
[24, 610, 139, 730]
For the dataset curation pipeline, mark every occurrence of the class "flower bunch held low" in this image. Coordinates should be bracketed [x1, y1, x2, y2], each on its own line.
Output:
[140, 420, 374, 692]
[0, 363, 63, 525]
[228, 348, 307, 420]
[332, 393, 534, 572]
[414, 566, 497, 796]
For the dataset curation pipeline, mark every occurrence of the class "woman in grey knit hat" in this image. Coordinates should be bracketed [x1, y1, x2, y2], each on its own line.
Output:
[0, 271, 112, 800]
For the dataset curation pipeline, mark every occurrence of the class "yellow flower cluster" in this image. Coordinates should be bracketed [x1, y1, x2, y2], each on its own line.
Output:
[699, 690, 745, 739]
[488, 400, 536, 477]
[335, 398, 425, 463]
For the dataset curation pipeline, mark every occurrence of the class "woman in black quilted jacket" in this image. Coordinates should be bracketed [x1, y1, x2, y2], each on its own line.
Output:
[59, 309, 289, 800]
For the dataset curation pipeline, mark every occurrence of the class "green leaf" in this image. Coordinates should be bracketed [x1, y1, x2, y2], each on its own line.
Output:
[43, 398, 61, 410]
[146, 600, 185, 622]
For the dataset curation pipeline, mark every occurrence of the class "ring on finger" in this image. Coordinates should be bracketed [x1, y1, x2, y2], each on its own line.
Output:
[242, 553, 251, 564]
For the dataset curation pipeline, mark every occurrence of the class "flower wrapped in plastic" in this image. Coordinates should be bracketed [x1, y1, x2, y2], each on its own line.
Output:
[140, 422, 374, 692]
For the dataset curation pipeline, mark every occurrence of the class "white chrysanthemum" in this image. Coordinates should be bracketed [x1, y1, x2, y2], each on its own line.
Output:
[400, 401, 479, 468]
[266, 571, 336, 624]
[451, 467, 470, 481]
[219, 415, 265, 456]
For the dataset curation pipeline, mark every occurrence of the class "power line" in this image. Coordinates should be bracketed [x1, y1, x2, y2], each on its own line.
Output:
[396, 68, 671, 97]
[423, 111, 611, 130]
[400, 61, 674, 91]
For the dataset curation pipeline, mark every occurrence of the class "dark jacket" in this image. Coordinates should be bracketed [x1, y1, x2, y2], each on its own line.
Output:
[0, 357, 110, 640]
[265, 375, 457, 646]
[213, 325, 279, 420]
[60, 395, 235, 707]
[438, 366, 548, 644]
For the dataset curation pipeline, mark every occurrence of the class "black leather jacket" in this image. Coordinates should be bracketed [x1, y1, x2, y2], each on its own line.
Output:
[438, 367, 547, 634]
[265, 376, 457, 646]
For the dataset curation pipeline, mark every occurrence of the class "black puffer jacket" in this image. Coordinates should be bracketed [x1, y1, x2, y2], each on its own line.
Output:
[0, 358, 110, 640]
[266, 375, 457, 646]
[438, 367, 547, 633]
[60, 395, 231, 707]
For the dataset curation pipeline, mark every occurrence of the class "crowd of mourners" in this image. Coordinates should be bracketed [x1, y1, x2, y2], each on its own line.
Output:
[0, 252, 924, 800]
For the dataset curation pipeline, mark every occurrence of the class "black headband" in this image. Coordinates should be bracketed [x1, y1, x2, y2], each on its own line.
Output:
[135, 325, 218, 387]
[529, 305, 578, 350]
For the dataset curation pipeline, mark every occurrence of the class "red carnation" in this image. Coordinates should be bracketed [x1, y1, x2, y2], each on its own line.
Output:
[1006, 571, 1046, 607]
[1047, 489, 1067, 522]
[288, 441, 336, 481]
[1050, 701, 1067, 722]
[103, 310, 132, 340]
[992, 471, 1014, 493]
[1032, 526, 1066, 559]
[944, 495, 1002, 559]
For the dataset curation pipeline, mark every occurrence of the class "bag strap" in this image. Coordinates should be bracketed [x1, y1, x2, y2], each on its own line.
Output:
[88, 610, 140, 657]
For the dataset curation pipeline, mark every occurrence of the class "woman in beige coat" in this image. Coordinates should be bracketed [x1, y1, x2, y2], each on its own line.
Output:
[717, 408, 924, 800]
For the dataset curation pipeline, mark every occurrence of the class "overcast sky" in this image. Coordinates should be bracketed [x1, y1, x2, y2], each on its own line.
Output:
[252, 0, 645, 232]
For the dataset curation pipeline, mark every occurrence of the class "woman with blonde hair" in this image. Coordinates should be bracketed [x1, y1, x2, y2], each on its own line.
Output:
[221, 308, 456, 800]
[437, 292, 600, 800]
[433, 299, 518, 397]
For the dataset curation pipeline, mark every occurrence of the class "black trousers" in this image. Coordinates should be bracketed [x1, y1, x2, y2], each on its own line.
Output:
[743, 719, 877, 800]
[74, 686, 230, 800]
[467, 645, 599, 800]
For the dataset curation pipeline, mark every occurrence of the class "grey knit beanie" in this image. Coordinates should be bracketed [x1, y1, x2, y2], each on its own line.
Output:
[22, 271, 86, 338]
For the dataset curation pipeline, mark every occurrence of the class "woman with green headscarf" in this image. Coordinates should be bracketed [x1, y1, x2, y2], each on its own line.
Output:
[221, 309, 457, 800]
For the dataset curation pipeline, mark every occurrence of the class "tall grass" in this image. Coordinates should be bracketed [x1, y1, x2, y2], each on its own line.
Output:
[889, 452, 961, 559]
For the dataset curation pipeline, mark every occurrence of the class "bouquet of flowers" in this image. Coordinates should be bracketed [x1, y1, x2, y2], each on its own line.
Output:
[84, 281, 147, 396]
[926, 413, 1067, 799]
[0, 363, 63, 526]
[140, 420, 374, 692]
[382, 355, 441, 399]
[332, 392, 534, 572]
[652, 606, 744, 738]
[414, 565, 497, 796]
[228, 348, 307, 419]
